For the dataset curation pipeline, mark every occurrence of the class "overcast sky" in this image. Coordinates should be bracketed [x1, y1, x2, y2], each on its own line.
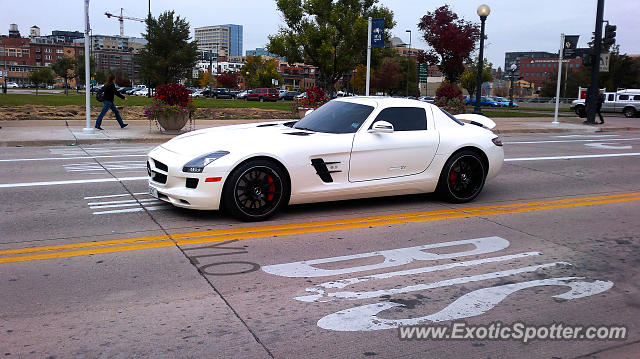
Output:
[2, 0, 638, 69]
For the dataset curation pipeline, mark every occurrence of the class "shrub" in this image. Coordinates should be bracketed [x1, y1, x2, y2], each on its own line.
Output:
[435, 82, 466, 114]
[144, 83, 196, 120]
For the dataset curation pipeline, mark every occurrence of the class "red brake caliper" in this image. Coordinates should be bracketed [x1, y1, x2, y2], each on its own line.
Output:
[267, 175, 275, 201]
[449, 168, 456, 187]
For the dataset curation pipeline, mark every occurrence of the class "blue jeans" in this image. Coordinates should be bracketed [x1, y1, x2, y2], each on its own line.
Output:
[95, 101, 125, 128]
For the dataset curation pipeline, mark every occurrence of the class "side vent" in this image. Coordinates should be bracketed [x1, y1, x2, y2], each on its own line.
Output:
[311, 159, 342, 183]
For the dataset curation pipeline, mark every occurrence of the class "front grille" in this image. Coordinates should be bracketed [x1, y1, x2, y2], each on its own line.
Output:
[153, 159, 168, 172]
[152, 172, 167, 184]
[186, 178, 199, 189]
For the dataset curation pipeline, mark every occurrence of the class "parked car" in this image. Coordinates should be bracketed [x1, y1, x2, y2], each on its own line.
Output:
[236, 90, 250, 99]
[465, 96, 499, 107]
[279, 91, 300, 101]
[190, 90, 206, 98]
[6, 82, 19, 88]
[134, 88, 149, 96]
[147, 97, 504, 221]
[210, 88, 235, 99]
[295, 92, 307, 99]
[246, 88, 279, 102]
[418, 96, 435, 104]
[127, 85, 146, 95]
[490, 97, 518, 107]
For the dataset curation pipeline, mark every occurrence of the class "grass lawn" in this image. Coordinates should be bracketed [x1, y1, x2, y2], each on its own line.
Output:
[0, 93, 293, 111]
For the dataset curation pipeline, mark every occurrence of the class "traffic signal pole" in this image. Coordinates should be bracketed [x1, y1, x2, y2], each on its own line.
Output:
[586, 0, 605, 124]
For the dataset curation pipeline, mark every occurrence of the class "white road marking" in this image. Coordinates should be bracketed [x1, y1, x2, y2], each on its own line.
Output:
[505, 152, 640, 162]
[584, 143, 632, 150]
[84, 192, 148, 200]
[308, 251, 541, 290]
[505, 137, 640, 145]
[553, 134, 619, 138]
[64, 161, 146, 172]
[317, 277, 613, 331]
[0, 155, 146, 163]
[92, 205, 170, 215]
[49, 146, 153, 156]
[89, 200, 164, 209]
[296, 261, 568, 302]
[0, 176, 147, 189]
[87, 198, 159, 206]
[262, 237, 509, 278]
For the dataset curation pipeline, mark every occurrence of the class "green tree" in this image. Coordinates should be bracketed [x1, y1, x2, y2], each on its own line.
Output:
[51, 56, 76, 95]
[94, 70, 109, 85]
[240, 56, 282, 88]
[267, 0, 395, 93]
[74, 54, 96, 92]
[139, 11, 199, 86]
[28, 68, 55, 95]
[460, 59, 493, 97]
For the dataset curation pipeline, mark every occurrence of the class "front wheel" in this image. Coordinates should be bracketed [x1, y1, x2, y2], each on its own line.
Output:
[437, 150, 486, 203]
[623, 107, 636, 118]
[575, 106, 586, 118]
[222, 159, 289, 221]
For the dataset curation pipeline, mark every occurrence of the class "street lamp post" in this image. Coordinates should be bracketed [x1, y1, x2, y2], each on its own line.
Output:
[405, 29, 411, 97]
[474, 4, 490, 115]
[509, 63, 517, 107]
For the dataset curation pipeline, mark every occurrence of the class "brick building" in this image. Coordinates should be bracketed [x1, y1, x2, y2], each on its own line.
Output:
[518, 57, 582, 88]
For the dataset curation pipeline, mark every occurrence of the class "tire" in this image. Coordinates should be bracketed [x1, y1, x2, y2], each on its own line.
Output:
[623, 107, 636, 118]
[222, 159, 289, 221]
[575, 106, 586, 118]
[436, 150, 486, 203]
[259, 97, 264, 102]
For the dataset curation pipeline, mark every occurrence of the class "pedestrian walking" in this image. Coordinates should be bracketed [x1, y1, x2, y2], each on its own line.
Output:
[95, 75, 128, 130]
[596, 89, 605, 124]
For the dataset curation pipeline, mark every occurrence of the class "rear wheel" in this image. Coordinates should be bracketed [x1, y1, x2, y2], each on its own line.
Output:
[222, 159, 289, 221]
[437, 150, 486, 203]
[623, 107, 636, 118]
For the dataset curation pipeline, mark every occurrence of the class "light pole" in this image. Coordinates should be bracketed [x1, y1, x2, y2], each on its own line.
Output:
[509, 63, 517, 107]
[146, 0, 152, 97]
[405, 29, 411, 97]
[474, 4, 490, 115]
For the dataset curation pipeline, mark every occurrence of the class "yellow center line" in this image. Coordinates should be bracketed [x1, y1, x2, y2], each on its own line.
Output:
[1, 192, 639, 264]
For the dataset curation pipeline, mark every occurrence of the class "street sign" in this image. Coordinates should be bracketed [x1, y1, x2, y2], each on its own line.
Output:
[599, 53, 610, 72]
[418, 64, 428, 83]
[272, 78, 279, 86]
[192, 69, 199, 79]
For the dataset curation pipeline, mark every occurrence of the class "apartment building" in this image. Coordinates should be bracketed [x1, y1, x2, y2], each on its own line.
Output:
[194, 24, 243, 57]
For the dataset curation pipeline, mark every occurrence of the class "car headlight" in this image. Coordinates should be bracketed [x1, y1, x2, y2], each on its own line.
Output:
[182, 151, 230, 173]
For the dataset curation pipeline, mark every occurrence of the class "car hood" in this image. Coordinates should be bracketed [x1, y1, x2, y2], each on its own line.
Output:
[160, 121, 326, 157]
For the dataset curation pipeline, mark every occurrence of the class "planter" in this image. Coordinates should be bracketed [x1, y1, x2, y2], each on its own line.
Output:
[156, 112, 189, 131]
[297, 107, 314, 119]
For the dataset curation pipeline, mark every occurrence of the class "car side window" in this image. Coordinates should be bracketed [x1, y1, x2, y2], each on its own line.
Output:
[634, 95, 640, 101]
[619, 95, 629, 100]
[608, 94, 614, 101]
[371, 107, 427, 131]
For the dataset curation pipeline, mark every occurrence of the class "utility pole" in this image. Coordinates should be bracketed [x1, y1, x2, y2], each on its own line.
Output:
[586, 0, 605, 124]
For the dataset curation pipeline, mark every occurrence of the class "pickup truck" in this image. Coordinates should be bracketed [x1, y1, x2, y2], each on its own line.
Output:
[571, 89, 640, 118]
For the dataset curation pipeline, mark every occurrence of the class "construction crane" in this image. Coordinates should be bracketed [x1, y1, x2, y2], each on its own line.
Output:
[105, 8, 144, 37]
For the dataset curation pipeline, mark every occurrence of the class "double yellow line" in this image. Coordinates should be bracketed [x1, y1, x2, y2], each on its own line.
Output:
[2, 192, 639, 264]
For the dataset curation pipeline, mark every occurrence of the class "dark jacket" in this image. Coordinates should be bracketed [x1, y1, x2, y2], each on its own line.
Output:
[102, 83, 125, 102]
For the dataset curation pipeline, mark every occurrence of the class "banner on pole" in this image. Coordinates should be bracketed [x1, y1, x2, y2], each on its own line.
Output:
[371, 18, 385, 48]
[599, 53, 610, 72]
[562, 35, 579, 57]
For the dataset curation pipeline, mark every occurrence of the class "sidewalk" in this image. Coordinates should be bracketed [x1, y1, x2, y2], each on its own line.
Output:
[1, 115, 639, 147]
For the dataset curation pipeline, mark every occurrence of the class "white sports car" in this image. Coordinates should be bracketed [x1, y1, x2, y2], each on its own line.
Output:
[147, 97, 504, 221]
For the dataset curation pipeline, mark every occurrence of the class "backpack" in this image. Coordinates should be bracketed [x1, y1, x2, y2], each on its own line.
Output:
[96, 87, 105, 102]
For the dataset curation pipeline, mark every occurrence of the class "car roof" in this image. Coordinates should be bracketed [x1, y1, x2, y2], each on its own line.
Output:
[334, 96, 434, 109]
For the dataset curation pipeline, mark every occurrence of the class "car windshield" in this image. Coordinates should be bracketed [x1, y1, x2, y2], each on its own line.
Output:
[293, 101, 374, 134]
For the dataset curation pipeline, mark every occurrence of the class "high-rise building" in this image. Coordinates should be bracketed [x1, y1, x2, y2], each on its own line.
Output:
[194, 24, 243, 57]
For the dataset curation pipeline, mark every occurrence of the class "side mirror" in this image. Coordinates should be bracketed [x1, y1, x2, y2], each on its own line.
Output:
[369, 121, 394, 133]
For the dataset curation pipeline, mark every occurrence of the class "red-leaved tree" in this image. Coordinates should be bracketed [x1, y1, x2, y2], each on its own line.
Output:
[216, 72, 239, 89]
[372, 58, 401, 95]
[418, 5, 480, 83]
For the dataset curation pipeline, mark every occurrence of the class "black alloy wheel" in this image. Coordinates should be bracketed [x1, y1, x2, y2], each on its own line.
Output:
[437, 150, 486, 203]
[223, 159, 288, 221]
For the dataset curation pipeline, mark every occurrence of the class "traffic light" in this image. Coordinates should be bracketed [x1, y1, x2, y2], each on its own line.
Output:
[603, 24, 617, 49]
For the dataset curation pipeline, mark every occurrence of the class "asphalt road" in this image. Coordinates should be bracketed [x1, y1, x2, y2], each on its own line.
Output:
[1, 132, 639, 358]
